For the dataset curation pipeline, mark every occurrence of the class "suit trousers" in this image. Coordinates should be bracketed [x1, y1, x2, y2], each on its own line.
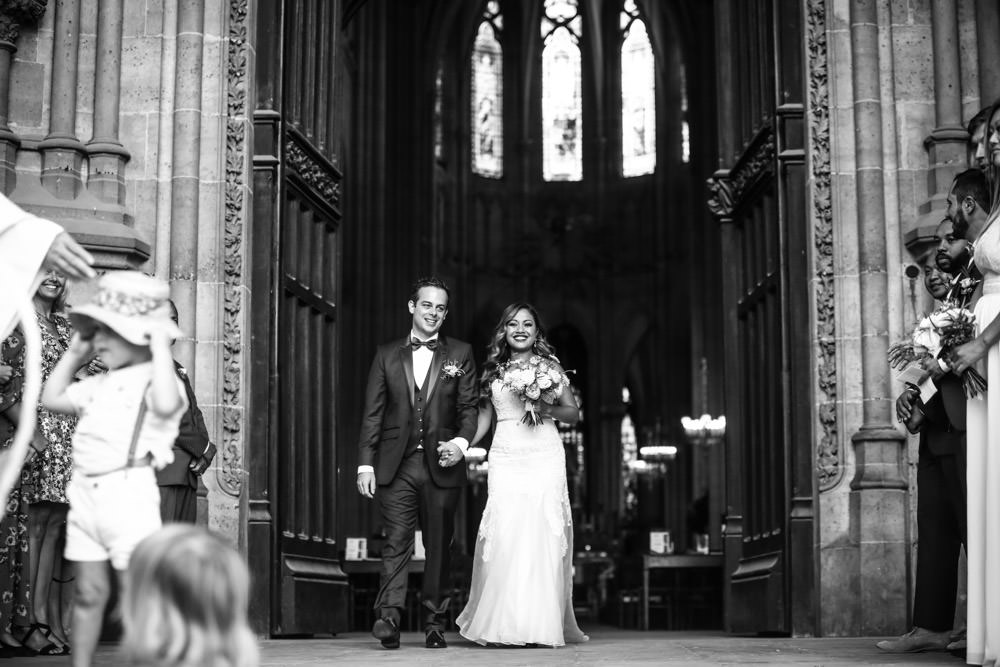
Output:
[159, 484, 197, 524]
[912, 446, 966, 632]
[374, 449, 460, 630]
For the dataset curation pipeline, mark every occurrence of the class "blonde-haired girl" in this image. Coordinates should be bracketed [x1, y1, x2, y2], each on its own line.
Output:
[122, 524, 258, 667]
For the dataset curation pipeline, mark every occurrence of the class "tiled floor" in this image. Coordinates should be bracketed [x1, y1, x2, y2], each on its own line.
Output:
[19, 628, 965, 666]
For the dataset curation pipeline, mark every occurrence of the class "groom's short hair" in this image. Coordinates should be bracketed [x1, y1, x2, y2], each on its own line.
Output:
[952, 168, 989, 213]
[409, 276, 451, 304]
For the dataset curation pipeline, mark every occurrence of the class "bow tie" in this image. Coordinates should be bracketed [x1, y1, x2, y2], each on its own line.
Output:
[411, 338, 439, 351]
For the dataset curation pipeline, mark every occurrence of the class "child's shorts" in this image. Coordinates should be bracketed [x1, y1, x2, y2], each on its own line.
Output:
[65, 466, 162, 571]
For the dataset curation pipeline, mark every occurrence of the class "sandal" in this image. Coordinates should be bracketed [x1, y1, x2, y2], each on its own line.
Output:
[0, 640, 35, 657]
[21, 623, 69, 656]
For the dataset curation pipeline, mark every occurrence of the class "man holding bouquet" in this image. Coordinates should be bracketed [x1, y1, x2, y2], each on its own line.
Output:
[879, 221, 975, 654]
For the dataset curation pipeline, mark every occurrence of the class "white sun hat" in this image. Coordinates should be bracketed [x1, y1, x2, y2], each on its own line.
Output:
[69, 271, 182, 345]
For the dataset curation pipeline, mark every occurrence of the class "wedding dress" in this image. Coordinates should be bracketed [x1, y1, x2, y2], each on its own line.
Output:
[457, 380, 588, 646]
[967, 215, 1000, 666]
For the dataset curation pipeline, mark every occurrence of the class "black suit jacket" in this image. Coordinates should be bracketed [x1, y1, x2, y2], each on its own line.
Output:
[156, 362, 210, 488]
[935, 373, 966, 432]
[919, 374, 965, 457]
[358, 335, 478, 487]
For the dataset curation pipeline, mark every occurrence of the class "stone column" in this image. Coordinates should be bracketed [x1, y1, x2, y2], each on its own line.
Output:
[37, 0, 85, 199]
[0, 2, 47, 195]
[86, 0, 129, 205]
[168, 0, 204, 367]
[922, 0, 966, 201]
[847, 0, 907, 636]
[976, 0, 1000, 105]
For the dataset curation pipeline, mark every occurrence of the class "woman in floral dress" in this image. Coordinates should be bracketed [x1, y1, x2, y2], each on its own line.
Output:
[0, 326, 31, 656]
[1, 272, 75, 655]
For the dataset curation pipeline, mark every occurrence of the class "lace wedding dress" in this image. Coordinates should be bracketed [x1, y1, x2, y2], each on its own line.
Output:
[457, 380, 588, 647]
[967, 215, 1000, 666]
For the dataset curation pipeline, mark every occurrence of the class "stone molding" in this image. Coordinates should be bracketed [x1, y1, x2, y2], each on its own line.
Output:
[806, 0, 840, 492]
[218, 0, 249, 498]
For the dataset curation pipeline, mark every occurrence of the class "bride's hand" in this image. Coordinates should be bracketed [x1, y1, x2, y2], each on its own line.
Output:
[437, 441, 464, 468]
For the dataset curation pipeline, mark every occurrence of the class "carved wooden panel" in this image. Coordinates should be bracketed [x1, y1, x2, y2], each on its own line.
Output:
[710, 0, 814, 636]
[248, 0, 348, 636]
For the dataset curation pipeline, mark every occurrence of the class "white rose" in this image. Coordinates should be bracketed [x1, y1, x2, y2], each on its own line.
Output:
[927, 308, 959, 330]
[537, 375, 552, 389]
[526, 385, 541, 400]
[911, 318, 940, 354]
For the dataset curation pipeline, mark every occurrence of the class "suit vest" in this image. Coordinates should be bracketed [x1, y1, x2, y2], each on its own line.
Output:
[405, 381, 428, 455]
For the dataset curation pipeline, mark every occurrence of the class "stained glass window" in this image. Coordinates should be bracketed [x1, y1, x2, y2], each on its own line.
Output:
[471, 2, 503, 178]
[541, 0, 583, 181]
[621, 0, 655, 176]
[434, 64, 444, 162]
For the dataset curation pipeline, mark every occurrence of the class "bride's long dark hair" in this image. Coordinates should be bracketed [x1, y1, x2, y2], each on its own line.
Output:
[480, 302, 559, 398]
[986, 102, 1000, 216]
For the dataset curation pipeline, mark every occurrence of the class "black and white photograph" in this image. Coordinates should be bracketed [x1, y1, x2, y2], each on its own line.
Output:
[0, 0, 994, 665]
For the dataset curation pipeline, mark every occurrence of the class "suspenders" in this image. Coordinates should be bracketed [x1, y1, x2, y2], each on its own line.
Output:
[79, 382, 152, 478]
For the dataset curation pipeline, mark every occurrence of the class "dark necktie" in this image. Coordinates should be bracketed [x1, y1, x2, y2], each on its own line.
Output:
[411, 337, 438, 351]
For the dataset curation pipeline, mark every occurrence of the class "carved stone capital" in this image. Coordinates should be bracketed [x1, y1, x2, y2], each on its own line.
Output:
[0, 0, 47, 45]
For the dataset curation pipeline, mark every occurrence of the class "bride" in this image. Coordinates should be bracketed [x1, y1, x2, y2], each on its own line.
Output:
[456, 302, 588, 647]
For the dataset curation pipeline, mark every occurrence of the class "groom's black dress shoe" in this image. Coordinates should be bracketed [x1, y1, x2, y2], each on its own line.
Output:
[425, 629, 447, 648]
[372, 617, 400, 649]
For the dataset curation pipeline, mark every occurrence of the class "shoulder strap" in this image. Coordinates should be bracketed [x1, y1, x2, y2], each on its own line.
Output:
[126, 382, 151, 465]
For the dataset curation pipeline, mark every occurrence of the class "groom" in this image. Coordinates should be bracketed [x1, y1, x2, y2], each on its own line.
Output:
[356, 276, 478, 649]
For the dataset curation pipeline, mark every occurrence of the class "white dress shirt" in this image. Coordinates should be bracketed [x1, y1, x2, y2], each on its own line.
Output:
[412, 333, 436, 388]
[357, 332, 467, 475]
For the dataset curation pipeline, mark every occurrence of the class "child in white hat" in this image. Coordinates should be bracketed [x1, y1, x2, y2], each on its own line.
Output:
[41, 271, 188, 667]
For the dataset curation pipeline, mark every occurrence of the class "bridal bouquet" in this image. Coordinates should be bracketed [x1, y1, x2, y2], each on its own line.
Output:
[499, 355, 571, 426]
[888, 305, 987, 398]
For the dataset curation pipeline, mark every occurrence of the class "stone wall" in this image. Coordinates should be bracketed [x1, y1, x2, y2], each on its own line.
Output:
[814, 0, 994, 636]
[5, 0, 248, 545]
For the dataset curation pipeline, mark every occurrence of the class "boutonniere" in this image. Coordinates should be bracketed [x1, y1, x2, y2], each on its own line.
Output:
[441, 360, 465, 378]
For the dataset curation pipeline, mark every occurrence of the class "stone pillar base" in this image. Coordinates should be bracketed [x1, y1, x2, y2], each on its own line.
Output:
[38, 136, 86, 200]
[87, 142, 130, 205]
[10, 173, 150, 269]
[850, 426, 908, 635]
[0, 131, 18, 196]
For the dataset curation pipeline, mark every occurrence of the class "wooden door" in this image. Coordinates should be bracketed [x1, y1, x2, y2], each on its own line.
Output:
[709, 0, 814, 635]
[248, 0, 349, 636]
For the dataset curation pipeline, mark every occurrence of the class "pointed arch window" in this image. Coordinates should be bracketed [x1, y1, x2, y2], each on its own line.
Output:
[434, 64, 444, 162]
[471, 2, 503, 178]
[541, 0, 583, 182]
[621, 0, 655, 176]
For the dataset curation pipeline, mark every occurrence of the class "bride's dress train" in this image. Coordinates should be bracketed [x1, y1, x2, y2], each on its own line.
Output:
[457, 381, 588, 646]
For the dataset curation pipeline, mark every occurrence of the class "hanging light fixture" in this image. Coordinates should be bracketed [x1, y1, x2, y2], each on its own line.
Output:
[680, 413, 726, 446]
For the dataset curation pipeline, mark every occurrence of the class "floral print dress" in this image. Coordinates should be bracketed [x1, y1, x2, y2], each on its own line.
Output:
[0, 328, 29, 632]
[21, 314, 76, 505]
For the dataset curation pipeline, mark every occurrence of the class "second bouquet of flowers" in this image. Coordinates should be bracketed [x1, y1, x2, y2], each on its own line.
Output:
[888, 305, 987, 399]
[499, 355, 571, 426]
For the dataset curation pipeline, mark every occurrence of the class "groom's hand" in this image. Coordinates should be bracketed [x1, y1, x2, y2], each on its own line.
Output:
[437, 441, 464, 468]
[357, 471, 376, 498]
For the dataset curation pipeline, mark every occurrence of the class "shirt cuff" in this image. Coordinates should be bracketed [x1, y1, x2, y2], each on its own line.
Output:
[451, 437, 469, 453]
[357, 465, 374, 474]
